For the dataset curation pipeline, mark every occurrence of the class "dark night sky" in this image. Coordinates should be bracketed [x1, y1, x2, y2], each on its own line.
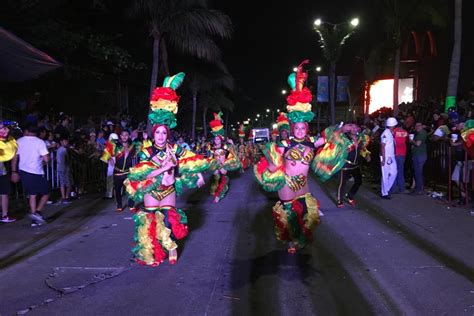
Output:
[2, 1, 472, 123]
[212, 0, 474, 124]
[214, 0, 368, 122]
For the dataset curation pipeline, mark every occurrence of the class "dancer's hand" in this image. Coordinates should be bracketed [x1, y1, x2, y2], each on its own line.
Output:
[160, 158, 176, 173]
[197, 173, 205, 187]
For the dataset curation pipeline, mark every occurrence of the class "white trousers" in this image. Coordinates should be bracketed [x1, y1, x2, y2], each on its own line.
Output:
[105, 162, 115, 198]
[381, 156, 397, 196]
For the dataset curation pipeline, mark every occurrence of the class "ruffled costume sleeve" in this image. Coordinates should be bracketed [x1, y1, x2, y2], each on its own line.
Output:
[311, 126, 351, 181]
[359, 133, 371, 158]
[100, 140, 116, 163]
[208, 144, 242, 172]
[173, 144, 210, 194]
[124, 147, 164, 203]
[223, 144, 242, 171]
[140, 139, 152, 151]
[253, 142, 286, 192]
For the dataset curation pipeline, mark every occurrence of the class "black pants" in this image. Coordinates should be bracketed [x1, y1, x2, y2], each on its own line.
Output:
[336, 167, 362, 203]
[113, 174, 134, 208]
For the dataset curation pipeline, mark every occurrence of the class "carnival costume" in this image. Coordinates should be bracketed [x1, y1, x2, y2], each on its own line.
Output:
[277, 112, 290, 137]
[124, 73, 210, 266]
[327, 129, 371, 206]
[254, 60, 320, 250]
[311, 126, 370, 182]
[208, 112, 241, 202]
[237, 124, 250, 171]
[101, 138, 143, 211]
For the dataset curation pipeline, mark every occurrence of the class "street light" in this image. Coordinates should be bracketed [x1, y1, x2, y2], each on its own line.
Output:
[316, 66, 322, 72]
[281, 89, 287, 95]
[266, 108, 270, 113]
[256, 114, 260, 117]
[293, 67, 298, 72]
[312, 17, 359, 124]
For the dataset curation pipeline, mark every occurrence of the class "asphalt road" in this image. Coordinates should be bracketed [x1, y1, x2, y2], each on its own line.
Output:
[0, 170, 473, 315]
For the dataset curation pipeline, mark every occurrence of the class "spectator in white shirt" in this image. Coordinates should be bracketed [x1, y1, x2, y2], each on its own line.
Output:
[380, 117, 398, 199]
[11, 124, 50, 226]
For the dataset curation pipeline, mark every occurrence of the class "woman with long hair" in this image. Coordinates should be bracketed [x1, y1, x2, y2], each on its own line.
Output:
[125, 73, 209, 266]
[254, 61, 324, 253]
[208, 112, 241, 203]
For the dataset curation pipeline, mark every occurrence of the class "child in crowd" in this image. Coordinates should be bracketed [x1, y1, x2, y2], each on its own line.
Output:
[57, 136, 73, 204]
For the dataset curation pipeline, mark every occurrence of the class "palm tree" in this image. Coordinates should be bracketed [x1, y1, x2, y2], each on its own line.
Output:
[185, 60, 234, 140]
[376, 0, 445, 115]
[131, 0, 232, 98]
[313, 22, 358, 125]
[445, 0, 462, 111]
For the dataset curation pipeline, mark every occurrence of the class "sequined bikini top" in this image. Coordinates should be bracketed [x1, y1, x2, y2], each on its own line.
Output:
[286, 143, 314, 164]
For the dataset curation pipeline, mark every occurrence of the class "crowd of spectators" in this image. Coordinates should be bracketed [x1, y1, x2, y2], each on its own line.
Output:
[2, 87, 473, 223]
[356, 88, 474, 204]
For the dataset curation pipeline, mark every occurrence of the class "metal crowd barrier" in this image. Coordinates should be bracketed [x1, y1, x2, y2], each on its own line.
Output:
[42, 150, 107, 192]
[360, 137, 474, 205]
[425, 140, 451, 191]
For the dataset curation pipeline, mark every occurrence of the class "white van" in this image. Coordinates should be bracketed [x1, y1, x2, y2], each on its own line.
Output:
[252, 128, 269, 143]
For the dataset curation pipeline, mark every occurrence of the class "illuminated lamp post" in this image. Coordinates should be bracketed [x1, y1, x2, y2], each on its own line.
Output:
[313, 17, 359, 124]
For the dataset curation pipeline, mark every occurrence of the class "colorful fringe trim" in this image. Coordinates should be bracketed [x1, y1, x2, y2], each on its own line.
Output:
[312, 127, 371, 181]
[253, 157, 286, 192]
[132, 206, 188, 266]
[223, 147, 242, 172]
[272, 193, 320, 248]
[210, 174, 229, 200]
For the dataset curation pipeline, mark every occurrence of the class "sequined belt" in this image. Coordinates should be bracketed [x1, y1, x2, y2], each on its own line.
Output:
[285, 174, 307, 192]
[150, 185, 175, 201]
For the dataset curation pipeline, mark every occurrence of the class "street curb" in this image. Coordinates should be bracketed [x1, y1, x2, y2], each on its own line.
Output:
[0, 196, 109, 270]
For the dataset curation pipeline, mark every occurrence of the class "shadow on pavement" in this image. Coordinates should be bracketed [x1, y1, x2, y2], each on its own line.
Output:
[0, 198, 108, 270]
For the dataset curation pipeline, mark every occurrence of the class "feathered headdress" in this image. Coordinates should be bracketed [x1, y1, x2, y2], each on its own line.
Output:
[238, 124, 246, 138]
[148, 72, 185, 129]
[286, 60, 314, 123]
[271, 127, 279, 137]
[209, 112, 225, 137]
[276, 112, 290, 133]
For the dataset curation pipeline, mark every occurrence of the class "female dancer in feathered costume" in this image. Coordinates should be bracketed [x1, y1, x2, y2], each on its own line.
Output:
[124, 73, 210, 266]
[254, 60, 324, 253]
[277, 112, 290, 141]
[237, 124, 249, 172]
[208, 112, 241, 203]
